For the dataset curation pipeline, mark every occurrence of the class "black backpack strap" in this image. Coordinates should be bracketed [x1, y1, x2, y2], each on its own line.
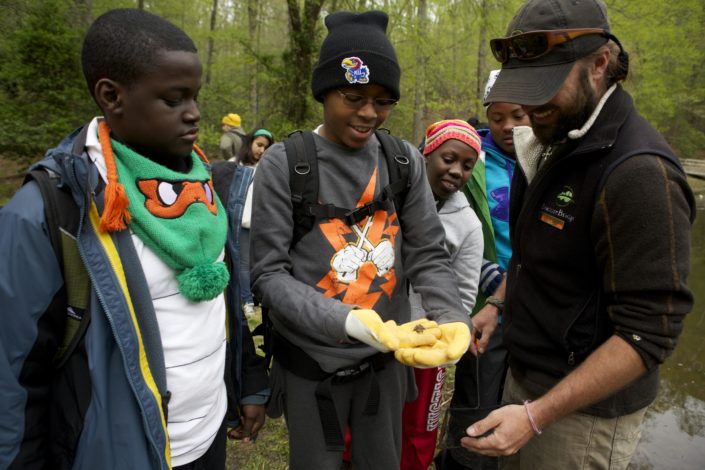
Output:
[284, 131, 320, 247]
[271, 328, 393, 451]
[24, 168, 91, 368]
[375, 130, 411, 217]
[25, 169, 66, 260]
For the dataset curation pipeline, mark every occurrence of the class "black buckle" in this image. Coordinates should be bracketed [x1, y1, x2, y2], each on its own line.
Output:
[344, 201, 377, 226]
[335, 362, 370, 377]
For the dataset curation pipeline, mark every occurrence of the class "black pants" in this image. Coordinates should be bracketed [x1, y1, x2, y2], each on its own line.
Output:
[173, 422, 227, 470]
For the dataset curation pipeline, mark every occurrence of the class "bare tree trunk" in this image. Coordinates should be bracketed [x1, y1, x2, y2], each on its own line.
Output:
[204, 0, 218, 85]
[285, 0, 325, 125]
[137, 0, 144, 9]
[475, 0, 489, 118]
[248, 0, 259, 121]
[412, 0, 428, 145]
[74, 0, 92, 26]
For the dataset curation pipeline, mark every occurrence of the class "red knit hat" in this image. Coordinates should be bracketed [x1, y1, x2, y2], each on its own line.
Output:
[422, 119, 481, 156]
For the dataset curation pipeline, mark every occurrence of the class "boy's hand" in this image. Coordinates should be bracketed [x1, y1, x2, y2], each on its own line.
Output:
[227, 404, 266, 442]
[394, 322, 471, 367]
[469, 304, 500, 356]
[345, 309, 438, 352]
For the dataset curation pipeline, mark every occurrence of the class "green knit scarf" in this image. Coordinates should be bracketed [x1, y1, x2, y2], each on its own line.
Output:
[111, 139, 229, 302]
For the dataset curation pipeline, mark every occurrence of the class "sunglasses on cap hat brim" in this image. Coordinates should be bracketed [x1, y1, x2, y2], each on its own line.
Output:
[491, 28, 617, 64]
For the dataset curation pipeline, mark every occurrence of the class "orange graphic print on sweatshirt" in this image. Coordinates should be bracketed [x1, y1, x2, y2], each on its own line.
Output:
[317, 168, 399, 309]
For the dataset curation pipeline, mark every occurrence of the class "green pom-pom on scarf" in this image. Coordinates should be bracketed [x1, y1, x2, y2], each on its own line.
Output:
[177, 261, 230, 302]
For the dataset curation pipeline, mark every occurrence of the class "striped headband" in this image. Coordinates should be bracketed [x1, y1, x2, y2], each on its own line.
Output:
[422, 119, 482, 156]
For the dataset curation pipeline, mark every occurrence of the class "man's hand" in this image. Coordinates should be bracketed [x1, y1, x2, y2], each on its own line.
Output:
[345, 309, 439, 352]
[394, 322, 471, 367]
[227, 404, 266, 442]
[460, 404, 535, 456]
[469, 304, 500, 356]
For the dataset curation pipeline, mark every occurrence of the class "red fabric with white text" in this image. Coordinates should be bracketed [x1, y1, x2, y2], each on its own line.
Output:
[401, 367, 446, 470]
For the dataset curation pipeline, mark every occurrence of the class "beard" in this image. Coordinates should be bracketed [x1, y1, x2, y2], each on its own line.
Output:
[531, 66, 599, 146]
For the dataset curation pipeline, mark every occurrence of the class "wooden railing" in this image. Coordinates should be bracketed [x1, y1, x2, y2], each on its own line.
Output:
[683, 159, 705, 179]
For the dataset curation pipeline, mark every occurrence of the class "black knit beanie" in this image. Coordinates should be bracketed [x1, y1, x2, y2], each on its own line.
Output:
[311, 10, 401, 102]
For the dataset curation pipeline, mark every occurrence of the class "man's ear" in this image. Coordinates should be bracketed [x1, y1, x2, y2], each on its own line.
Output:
[589, 47, 611, 87]
[94, 78, 124, 116]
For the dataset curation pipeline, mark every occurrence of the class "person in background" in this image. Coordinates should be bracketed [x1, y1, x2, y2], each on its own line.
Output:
[220, 113, 247, 160]
[401, 119, 484, 470]
[437, 70, 531, 470]
[462, 1, 694, 468]
[467, 116, 489, 131]
[213, 129, 274, 317]
[0, 9, 268, 469]
[236, 129, 274, 167]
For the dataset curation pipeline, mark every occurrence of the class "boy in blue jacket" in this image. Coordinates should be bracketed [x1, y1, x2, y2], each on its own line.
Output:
[0, 9, 267, 469]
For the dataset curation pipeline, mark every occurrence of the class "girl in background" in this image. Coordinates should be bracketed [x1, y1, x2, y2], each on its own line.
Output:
[213, 129, 274, 317]
[438, 70, 531, 470]
[401, 119, 484, 470]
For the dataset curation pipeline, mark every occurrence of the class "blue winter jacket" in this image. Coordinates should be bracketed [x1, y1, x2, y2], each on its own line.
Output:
[0, 125, 268, 469]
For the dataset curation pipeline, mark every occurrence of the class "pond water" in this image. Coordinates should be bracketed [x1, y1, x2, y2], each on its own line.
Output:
[629, 201, 705, 469]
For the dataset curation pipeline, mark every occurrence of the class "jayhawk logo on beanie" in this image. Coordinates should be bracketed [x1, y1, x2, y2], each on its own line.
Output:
[341, 56, 370, 84]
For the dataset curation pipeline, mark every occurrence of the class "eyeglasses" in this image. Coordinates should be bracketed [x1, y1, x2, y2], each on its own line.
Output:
[490, 28, 607, 63]
[336, 90, 398, 111]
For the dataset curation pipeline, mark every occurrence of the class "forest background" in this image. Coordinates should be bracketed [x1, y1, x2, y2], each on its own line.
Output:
[1, 0, 704, 165]
[1, 1, 704, 468]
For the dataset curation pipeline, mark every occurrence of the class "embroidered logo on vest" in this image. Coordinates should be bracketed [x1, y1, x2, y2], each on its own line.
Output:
[556, 186, 575, 207]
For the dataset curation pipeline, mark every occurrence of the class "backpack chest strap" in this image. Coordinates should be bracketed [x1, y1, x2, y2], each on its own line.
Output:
[304, 186, 396, 226]
[285, 130, 411, 246]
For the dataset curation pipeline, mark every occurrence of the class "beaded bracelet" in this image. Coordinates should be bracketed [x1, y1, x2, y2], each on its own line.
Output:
[485, 295, 504, 312]
[523, 400, 542, 435]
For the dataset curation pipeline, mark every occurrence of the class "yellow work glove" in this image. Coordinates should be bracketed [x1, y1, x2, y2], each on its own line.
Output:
[397, 318, 442, 347]
[394, 322, 471, 368]
[345, 309, 439, 352]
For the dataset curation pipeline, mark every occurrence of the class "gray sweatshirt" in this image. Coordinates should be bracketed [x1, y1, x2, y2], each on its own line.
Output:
[250, 132, 468, 372]
[410, 191, 483, 321]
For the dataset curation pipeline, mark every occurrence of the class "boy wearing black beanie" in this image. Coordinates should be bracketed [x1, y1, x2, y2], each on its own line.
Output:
[250, 10, 471, 469]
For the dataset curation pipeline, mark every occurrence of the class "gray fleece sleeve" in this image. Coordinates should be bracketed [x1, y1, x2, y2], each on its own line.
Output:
[249, 144, 351, 344]
[593, 155, 694, 370]
[398, 142, 469, 326]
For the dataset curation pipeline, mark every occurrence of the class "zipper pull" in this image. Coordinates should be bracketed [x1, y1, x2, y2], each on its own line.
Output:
[568, 351, 575, 366]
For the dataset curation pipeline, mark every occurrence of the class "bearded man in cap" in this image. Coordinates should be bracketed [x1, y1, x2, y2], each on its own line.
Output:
[461, 1, 695, 468]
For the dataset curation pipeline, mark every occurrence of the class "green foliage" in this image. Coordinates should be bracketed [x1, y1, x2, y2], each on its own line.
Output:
[0, 0, 95, 156]
[0, 0, 703, 160]
[608, 0, 705, 158]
